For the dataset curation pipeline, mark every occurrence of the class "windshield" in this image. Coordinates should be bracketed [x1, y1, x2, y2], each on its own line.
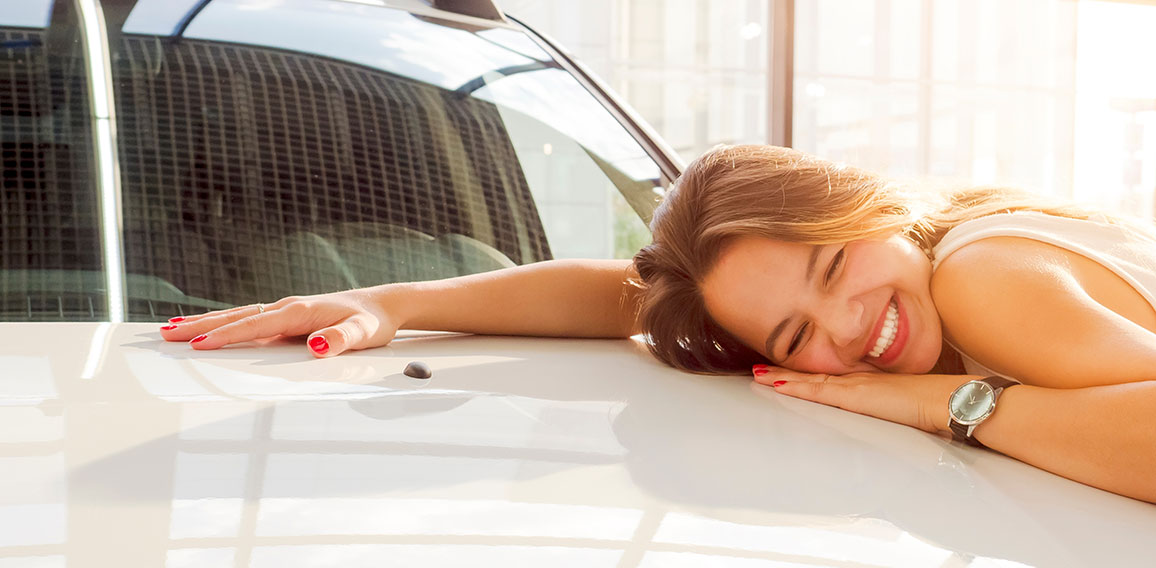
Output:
[1, 0, 667, 322]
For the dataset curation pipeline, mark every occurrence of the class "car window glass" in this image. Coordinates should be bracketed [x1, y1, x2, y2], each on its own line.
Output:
[1, 0, 107, 322]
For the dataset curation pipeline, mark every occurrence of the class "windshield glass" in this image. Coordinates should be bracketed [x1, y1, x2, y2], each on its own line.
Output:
[2, 0, 666, 322]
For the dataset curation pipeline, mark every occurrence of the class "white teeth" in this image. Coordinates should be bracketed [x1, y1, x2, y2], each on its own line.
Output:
[868, 299, 900, 358]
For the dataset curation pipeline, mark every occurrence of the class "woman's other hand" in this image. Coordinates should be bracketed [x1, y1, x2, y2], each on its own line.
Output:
[158, 289, 402, 358]
[751, 364, 976, 435]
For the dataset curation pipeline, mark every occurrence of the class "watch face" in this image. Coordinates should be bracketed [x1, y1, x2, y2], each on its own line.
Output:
[949, 382, 996, 424]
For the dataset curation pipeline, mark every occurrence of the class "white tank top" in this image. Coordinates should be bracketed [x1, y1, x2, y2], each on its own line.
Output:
[930, 211, 1156, 379]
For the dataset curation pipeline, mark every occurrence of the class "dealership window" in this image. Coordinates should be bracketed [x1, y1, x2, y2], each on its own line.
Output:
[512, 0, 1156, 221]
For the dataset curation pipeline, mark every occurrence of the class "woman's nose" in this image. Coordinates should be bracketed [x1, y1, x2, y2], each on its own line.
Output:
[820, 299, 866, 348]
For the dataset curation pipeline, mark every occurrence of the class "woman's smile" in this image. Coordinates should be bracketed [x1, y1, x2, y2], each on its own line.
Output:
[866, 294, 908, 365]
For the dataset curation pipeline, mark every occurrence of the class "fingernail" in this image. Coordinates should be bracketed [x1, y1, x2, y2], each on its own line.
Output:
[190, 334, 207, 344]
[309, 336, 329, 354]
[753, 368, 770, 377]
[169, 317, 186, 323]
[772, 380, 787, 387]
[161, 324, 178, 331]
[752, 364, 769, 372]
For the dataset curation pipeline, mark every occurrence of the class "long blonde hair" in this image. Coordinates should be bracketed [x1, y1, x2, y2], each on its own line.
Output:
[631, 144, 1100, 374]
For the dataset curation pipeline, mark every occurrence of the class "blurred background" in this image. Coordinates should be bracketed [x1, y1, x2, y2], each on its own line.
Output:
[505, 0, 1156, 219]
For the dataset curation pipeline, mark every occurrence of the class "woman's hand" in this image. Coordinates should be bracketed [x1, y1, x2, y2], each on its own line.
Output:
[751, 364, 976, 435]
[159, 288, 403, 358]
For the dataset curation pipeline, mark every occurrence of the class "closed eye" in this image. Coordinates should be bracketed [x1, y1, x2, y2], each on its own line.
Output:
[787, 322, 809, 356]
[824, 248, 845, 285]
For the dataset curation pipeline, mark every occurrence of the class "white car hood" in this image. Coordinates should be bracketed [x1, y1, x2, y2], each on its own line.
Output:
[1, 322, 1154, 567]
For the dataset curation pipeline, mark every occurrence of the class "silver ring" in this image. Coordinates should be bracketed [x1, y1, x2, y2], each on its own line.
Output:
[256, 303, 266, 314]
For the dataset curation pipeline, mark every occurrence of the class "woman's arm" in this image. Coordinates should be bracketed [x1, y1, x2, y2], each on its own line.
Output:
[752, 369, 1156, 503]
[966, 381, 1156, 503]
[929, 235, 1156, 501]
[389, 258, 642, 338]
[160, 259, 643, 355]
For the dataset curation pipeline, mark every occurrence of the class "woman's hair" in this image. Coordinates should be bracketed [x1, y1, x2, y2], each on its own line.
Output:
[630, 144, 1102, 375]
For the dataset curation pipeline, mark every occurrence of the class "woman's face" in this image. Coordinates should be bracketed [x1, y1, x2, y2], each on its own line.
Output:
[700, 234, 942, 375]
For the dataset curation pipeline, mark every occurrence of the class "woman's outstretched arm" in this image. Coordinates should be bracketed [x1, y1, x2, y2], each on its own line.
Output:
[396, 258, 643, 338]
[160, 259, 643, 355]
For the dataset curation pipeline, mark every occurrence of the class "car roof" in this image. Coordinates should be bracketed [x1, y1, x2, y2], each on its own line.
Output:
[3, 322, 1155, 566]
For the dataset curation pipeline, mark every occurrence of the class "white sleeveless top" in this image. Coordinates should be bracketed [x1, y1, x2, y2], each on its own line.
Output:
[930, 211, 1156, 379]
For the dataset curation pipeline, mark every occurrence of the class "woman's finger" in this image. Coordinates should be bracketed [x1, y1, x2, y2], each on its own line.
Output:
[183, 308, 311, 350]
[164, 302, 305, 348]
[164, 297, 298, 325]
[306, 314, 382, 358]
[159, 307, 267, 342]
[159, 303, 271, 342]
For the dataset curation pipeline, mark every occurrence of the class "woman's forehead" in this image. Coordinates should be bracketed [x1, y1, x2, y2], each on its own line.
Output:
[716, 236, 817, 271]
[704, 238, 817, 313]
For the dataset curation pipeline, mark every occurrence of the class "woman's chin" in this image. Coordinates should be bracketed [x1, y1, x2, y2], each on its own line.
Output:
[906, 342, 943, 374]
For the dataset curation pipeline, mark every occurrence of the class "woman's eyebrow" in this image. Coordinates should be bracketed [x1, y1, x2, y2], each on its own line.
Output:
[804, 243, 823, 282]
[764, 245, 822, 359]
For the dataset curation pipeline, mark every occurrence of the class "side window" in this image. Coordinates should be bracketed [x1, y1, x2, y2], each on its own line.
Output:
[112, 36, 550, 314]
[1, 0, 107, 322]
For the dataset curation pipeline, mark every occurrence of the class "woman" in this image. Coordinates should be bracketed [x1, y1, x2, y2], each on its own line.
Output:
[160, 145, 1156, 504]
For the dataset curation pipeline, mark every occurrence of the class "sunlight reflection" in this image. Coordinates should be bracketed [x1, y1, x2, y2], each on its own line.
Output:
[165, 548, 236, 568]
[652, 513, 952, 568]
[0, 356, 56, 406]
[249, 544, 620, 567]
[272, 397, 627, 454]
[255, 497, 643, 540]
[0, 557, 65, 568]
[638, 552, 815, 568]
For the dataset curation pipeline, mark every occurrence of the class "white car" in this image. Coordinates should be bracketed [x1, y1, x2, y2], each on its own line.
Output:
[2, 1, 1154, 567]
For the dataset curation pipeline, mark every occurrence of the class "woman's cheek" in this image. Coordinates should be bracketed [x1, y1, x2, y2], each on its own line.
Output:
[793, 349, 858, 375]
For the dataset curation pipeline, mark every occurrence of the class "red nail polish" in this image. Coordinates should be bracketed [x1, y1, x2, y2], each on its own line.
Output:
[190, 334, 207, 344]
[753, 368, 770, 377]
[309, 336, 329, 354]
[772, 380, 787, 387]
[169, 317, 186, 323]
[161, 324, 178, 331]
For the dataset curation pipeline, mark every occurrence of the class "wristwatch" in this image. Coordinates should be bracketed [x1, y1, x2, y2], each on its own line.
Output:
[948, 375, 1021, 447]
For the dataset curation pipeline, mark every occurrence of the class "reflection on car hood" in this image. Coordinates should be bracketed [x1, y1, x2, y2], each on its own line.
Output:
[2, 323, 1154, 566]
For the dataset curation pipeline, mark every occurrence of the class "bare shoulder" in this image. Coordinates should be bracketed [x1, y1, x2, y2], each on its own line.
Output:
[930, 236, 1156, 387]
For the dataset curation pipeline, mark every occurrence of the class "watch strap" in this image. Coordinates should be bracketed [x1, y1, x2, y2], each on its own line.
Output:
[950, 420, 980, 446]
[949, 375, 1021, 447]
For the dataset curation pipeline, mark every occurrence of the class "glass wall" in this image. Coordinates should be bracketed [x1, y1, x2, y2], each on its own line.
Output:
[508, 0, 1156, 221]
[794, 0, 1078, 192]
[1073, 0, 1156, 218]
[504, 0, 770, 163]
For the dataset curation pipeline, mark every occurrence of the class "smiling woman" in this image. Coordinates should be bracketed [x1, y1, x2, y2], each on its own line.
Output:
[632, 144, 1107, 374]
[628, 144, 1156, 503]
[166, 143, 1156, 504]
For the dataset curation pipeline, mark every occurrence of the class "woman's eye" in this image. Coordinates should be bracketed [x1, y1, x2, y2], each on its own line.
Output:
[788, 322, 809, 356]
[824, 248, 845, 285]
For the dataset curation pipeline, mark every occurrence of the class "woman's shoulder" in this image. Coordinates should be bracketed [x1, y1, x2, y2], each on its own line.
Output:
[930, 236, 1156, 387]
[931, 234, 1075, 296]
[933, 211, 1156, 266]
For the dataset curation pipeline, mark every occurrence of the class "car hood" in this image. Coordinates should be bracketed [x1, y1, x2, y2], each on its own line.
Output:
[2, 322, 1154, 567]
